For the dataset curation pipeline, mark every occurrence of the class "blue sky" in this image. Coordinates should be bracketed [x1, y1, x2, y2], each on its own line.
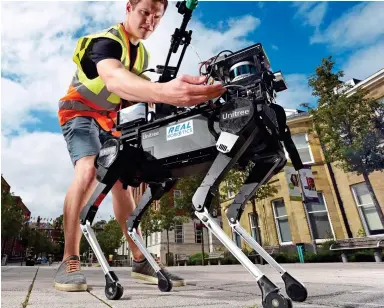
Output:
[2, 1, 384, 220]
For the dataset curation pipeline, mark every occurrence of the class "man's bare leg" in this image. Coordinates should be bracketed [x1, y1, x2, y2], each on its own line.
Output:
[111, 181, 185, 286]
[55, 155, 98, 291]
[63, 156, 98, 260]
[111, 180, 145, 261]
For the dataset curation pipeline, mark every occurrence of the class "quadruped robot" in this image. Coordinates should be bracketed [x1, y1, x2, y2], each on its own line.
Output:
[79, 1, 308, 307]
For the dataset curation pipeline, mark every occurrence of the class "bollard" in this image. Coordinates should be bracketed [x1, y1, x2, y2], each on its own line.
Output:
[296, 243, 305, 263]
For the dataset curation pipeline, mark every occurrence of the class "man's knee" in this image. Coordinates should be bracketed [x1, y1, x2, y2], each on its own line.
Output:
[111, 180, 133, 196]
[74, 156, 97, 187]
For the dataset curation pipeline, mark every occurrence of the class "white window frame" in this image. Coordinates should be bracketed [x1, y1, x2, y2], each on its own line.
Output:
[174, 223, 184, 243]
[226, 181, 235, 199]
[306, 192, 335, 243]
[351, 182, 384, 236]
[290, 133, 315, 164]
[232, 231, 242, 248]
[248, 213, 261, 243]
[272, 199, 292, 245]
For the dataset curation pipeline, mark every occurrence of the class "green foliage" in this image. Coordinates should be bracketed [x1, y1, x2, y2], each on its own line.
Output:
[274, 252, 299, 263]
[140, 205, 161, 246]
[96, 218, 124, 258]
[174, 174, 206, 218]
[1, 189, 24, 243]
[308, 56, 384, 175]
[221, 164, 278, 204]
[54, 214, 64, 255]
[356, 227, 367, 238]
[32, 230, 55, 255]
[157, 193, 189, 232]
[188, 252, 208, 265]
[349, 250, 376, 262]
[303, 251, 339, 263]
[318, 238, 336, 251]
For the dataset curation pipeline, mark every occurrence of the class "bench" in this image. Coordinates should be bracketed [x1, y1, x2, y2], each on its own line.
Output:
[248, 245, 280, 265]
[330, 236, 384, 263]
[205, 252, 224, 265]
[175, 254, 189, 266]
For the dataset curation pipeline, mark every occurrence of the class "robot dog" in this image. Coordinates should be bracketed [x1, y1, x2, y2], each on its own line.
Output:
[79, 1, 308, 307]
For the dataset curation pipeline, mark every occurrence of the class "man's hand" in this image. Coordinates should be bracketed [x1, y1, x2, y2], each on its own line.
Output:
[97, 59, 226, 106]
[161, 75, 226, 107]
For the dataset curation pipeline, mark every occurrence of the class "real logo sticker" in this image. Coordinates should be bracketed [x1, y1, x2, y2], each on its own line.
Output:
[166, 120, 193, 141]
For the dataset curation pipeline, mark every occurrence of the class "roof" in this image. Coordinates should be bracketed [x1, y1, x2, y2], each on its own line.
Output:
[345, 68, 384, 96]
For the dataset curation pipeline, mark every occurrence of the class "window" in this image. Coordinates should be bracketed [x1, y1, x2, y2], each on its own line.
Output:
[291, 133, 314, 164]
[306, 193, 333, 240]
[173, 190, 182, 207]
[248, 213, 261, 243]
[226, 181, 235, 199]
[194, 222, 202, 243]
[232, 231, 242, 248]
[272, 199, 292, 243]
[174, 224, 184, 243]
[351, 183, 384, 235]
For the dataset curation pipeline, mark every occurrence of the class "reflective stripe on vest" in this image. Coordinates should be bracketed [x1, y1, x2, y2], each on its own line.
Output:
[61, 24, 150, 111]
[58, 100, 112, 116]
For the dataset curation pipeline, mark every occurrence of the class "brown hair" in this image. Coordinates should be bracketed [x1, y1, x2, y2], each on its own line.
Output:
[129, 0, 168, 13]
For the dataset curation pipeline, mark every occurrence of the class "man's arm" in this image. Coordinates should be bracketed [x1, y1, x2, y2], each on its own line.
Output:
[97, 59, 226, 108]
[97, 59, 163, 103]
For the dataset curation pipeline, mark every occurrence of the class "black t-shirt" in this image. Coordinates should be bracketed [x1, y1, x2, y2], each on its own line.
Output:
[81, 36, 139, 79]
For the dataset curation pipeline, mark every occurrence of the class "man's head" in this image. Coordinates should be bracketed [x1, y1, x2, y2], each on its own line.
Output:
[124, 0, 167, 42]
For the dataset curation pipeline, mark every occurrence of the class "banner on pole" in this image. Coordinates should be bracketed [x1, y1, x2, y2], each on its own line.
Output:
[298, 166, 319, 203]
[285, 165, 302, 201]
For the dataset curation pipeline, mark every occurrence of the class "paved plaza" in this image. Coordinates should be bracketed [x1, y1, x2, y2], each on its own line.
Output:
[1, 263, 384, 308]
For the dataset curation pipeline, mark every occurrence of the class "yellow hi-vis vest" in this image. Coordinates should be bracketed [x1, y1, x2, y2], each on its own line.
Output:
[58, 24, 150, 129]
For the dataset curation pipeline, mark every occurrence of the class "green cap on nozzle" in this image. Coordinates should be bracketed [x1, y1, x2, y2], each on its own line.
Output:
[186, 0, 198, 10]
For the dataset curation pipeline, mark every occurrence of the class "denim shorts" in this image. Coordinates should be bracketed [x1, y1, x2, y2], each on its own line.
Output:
[61, 116, 115, 166]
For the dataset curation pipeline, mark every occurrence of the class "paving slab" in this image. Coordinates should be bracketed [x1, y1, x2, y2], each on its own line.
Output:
[1, 266, 37, 308]
[26, 266, 107, 308]
[2, 263, 384, 308]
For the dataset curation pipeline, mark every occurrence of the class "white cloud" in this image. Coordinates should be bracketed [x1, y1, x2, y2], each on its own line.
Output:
[310, 2, 384, 49]
[1, 131, 114, 221]
[1, 1, 261, 220]
[1, 1, 260, 133]
[271, 44, 278, 51]
[293, 2, 384, 86]
[293, 2, 328, 29]
[275, 74, 314, 110]
[342, 40, 384, 81]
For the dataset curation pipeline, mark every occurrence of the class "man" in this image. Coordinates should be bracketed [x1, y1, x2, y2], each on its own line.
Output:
[55, 0, 225, 292]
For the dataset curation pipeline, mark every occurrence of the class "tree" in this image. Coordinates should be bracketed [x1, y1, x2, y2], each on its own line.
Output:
[1, 189, 24, 252]
[221, 166, 277, 247]
[96, 218, 124, 258]
[157, 192, 189, 266]
[53, 215, 64, 257]
[308, 56, 384, 228]
[174, 174, 218, 266]
[140, 205, 161, 247]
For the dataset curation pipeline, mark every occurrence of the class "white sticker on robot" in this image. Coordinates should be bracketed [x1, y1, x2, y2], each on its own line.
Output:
[166, 120, 194, 141]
